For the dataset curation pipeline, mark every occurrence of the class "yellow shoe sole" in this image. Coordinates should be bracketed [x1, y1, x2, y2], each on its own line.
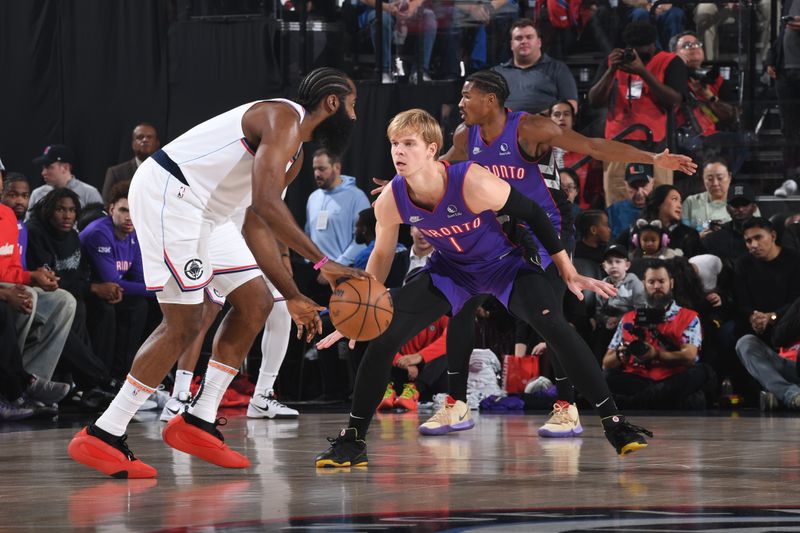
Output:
[619, 442, 648, 456]
[315, 459, 368, 468]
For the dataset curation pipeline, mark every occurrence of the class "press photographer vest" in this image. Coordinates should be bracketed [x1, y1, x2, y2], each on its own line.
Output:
[605, 51, 676, 143]
[620, 305, 699, 381]
[678, 75, 725, 137]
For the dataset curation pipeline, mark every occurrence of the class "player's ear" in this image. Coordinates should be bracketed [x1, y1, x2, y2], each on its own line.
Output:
[324, 93, 339, 114]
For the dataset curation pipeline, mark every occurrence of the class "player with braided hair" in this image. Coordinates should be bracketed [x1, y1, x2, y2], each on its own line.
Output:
[68, 67, 369, 479]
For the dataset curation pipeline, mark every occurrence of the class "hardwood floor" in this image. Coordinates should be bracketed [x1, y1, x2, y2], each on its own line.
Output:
[2, 409, 799, 532]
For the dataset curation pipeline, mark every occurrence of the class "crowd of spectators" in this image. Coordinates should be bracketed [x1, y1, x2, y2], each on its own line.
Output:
[2, 2, 798, 420]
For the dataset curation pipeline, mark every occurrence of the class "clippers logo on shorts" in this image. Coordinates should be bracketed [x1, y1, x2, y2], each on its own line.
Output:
[446, 204, 462, 218]
[184, 259, 204, 280]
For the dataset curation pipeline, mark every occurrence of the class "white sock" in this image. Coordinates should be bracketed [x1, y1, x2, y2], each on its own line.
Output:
[188, 360, 237, 423]
[173, 370, 194, 397]
[255, 300, 291, 397]
[95, 375, 156, 436]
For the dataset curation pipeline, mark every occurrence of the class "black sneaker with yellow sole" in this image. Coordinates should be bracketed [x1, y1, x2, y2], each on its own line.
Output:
[602, 415, 653, 456]
[315, 428, 368, 468]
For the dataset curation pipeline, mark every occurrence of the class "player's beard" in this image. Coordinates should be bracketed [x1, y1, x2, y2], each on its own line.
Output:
[313, 104, 355, 157]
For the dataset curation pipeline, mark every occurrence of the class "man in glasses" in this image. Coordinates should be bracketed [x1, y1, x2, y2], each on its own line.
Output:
[670, 31, 744, 175]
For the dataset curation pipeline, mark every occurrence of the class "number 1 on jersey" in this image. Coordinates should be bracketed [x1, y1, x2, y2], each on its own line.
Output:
[449, 236, 463, 252]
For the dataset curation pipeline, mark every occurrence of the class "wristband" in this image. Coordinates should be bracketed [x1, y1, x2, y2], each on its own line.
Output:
[313, 256, 329, 270]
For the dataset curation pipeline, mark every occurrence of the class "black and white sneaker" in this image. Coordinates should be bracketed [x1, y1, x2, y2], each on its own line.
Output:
[247, 390, 299, 419]
[159, 391, 193, 422]
[315, 428, 368, 468]
[603, 415, 653, 455]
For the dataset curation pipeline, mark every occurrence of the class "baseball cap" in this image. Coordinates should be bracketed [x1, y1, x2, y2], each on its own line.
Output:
[33, 144, 74, 167]
[624, 163, 653, 186]
[727, 182, 756, 205]
[603, 244, 629, 260]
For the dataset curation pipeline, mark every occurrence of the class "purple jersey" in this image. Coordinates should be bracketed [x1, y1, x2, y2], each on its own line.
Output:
[79, 216, 148, 297]
[391, 161, 531, 313]
[467, 110, 572, 268]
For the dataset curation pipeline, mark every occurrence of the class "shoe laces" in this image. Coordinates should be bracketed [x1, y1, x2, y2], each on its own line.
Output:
[383, 384, 395, 399]
[547, 402, 570, 424]
[115, 434, 137, 461]
[399, 383, 417, 399]
[617, 421, 653, 438]
[256, 393, 287, 410]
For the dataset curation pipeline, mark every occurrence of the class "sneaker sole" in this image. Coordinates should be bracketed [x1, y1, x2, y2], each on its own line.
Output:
[315, 459, 368, 468]
[419, 419, 475, 436]
[394, 400, 418, 411]
[538, 424, 584, 438]
[246, 405, 299, 419]
[619, 441, 648, 455]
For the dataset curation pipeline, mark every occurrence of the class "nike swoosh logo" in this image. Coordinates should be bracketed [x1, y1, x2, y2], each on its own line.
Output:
[595, 398, 610, 408]
[165, 406, 180, 414]
[458, 411, 468, 421]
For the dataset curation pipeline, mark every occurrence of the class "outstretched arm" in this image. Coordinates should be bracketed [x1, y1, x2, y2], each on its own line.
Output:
[521, 115, 697, 175]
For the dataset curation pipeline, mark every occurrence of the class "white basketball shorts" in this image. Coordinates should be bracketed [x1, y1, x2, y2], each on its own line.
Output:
[129, 157, 262, 305]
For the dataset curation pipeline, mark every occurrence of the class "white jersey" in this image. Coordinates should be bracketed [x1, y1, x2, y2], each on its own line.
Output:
[161, 98, 304, 219]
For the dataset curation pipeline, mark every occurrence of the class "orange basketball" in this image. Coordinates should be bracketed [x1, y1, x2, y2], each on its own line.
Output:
[329, 278, 394, 341]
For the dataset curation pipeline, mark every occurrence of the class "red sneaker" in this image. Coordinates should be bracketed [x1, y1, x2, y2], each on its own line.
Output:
[162, 412, 250, 468]
[394, 383, 419, 411]
[67, 426, 157, 479]
[377, 383, 397, 411]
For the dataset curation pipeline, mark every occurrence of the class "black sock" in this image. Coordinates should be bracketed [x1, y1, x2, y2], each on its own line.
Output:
[347, 415, 370, 439]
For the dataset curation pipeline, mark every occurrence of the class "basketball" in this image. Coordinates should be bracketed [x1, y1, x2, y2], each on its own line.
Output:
[329, 278, 394, 341]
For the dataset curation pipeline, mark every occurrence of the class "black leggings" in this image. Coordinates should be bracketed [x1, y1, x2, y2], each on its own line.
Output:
[446, 262, 575, 403]
[348, 270, 616, 437]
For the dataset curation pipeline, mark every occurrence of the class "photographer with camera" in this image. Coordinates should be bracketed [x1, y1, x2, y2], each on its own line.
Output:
[588, 22, 687, 207]
[669, 32, 745, 177]
[602, 260, 708, 409]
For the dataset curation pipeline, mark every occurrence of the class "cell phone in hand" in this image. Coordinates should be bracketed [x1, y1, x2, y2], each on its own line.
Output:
[781, 15, 798, 23]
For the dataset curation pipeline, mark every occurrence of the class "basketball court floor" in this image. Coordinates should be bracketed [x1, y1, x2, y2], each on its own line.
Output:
[2, 409, 799, 532]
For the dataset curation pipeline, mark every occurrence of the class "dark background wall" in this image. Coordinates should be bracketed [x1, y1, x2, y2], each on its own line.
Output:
[1, 0, 460, 227]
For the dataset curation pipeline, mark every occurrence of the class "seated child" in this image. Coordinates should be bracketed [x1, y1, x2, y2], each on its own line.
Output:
[593, 244, 647, 358]
[629, 219, 681, 278]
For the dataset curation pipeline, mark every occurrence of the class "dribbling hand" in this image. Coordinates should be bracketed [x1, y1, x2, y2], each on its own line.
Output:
[319, 261, 372, 289]
[286, 294, 324, 342]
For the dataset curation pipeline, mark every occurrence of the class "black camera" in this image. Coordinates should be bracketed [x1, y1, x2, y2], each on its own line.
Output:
[620, 307, 674, 364]
[688, 66, 719, 86]
[621, 48, 637, 64]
